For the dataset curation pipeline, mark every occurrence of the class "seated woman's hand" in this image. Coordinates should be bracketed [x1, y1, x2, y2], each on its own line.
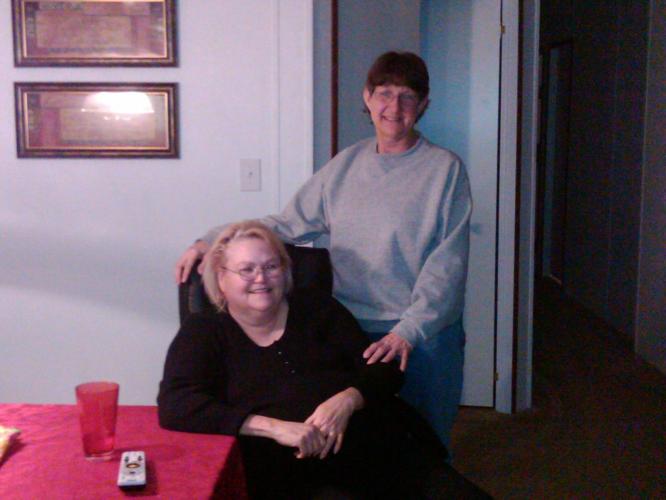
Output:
[305, 387, 364, 459]
[240, 415, 326, 459]
[271, 420, 327, 459]
[173, 240, 210, 283]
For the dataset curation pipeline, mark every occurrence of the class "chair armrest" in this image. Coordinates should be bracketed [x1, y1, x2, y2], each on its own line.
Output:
[177, 259, 213, 324]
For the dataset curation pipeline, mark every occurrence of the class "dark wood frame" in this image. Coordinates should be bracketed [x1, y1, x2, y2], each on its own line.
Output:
[12, 0, 177, 66]
[330, 0, 338, 156]
[15, 82, 179, 158]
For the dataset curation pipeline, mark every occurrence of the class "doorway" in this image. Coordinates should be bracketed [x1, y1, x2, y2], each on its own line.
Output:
[536, 41, 573, 287]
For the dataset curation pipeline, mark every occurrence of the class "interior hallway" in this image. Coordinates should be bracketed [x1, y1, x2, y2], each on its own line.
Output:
[450, 279, 666, 499]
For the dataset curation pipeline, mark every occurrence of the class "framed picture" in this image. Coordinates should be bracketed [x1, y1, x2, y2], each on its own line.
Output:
[12, 0, 177, 66]
[15, 82, 179, 158]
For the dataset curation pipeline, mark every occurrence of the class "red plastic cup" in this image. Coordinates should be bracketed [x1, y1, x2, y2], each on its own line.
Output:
[75, 381, 119, 461]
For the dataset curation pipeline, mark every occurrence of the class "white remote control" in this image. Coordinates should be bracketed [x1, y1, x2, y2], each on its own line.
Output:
[117, 451, 146, 490]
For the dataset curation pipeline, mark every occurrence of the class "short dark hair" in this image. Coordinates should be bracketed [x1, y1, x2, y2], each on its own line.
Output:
[365, 51, 430, 101]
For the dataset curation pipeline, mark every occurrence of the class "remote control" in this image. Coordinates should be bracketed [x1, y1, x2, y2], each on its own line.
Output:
[117, 451, 146, 490]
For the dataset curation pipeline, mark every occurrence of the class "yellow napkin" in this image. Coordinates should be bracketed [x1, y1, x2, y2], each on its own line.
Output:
[0, 425, 21, 463]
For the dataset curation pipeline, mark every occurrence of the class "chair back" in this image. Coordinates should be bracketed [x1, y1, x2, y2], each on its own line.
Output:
[178, 244, 333, 325]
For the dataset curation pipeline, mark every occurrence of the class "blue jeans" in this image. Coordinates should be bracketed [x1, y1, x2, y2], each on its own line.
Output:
[365, 318, 465, 452]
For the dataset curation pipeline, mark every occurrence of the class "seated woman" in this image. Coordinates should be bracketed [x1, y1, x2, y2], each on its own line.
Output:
[158, 220, 489, 499]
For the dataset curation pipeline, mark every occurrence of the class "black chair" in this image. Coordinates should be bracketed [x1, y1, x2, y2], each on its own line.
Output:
[178, 244, 333, 325]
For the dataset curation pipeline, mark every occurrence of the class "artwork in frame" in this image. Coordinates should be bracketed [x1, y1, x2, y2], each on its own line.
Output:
[15, 82, 179, 158]
[12, 0, 177, 66]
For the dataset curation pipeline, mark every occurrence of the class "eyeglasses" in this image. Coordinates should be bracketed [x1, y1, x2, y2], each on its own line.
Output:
[372, 89, 421, 109]
[221, 262, 283, 281]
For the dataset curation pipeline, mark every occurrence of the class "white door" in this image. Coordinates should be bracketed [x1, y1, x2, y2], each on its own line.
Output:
[419, 0, 501, 406]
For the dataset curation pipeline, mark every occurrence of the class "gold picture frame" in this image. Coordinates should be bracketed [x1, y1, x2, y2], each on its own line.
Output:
[12, 0, 177, 66]
[15, 82, 179, 158]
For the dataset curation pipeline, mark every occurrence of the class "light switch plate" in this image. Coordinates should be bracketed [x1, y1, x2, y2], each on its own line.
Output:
[240, 159, 261, 191]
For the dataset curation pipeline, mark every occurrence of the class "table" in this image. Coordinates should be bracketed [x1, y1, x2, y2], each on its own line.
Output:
[0, 404, 247, 499]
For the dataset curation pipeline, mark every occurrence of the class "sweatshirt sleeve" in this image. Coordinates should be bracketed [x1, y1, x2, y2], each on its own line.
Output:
[201, 165, 331, 246]
[157, 315, 256, 435]
[391, 160, 472, 345]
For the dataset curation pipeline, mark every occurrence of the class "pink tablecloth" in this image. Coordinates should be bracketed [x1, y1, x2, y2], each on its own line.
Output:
[0, 404, 247, 499]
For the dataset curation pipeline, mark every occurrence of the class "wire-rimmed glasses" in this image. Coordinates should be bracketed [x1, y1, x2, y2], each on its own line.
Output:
[221, 262, 283, 281]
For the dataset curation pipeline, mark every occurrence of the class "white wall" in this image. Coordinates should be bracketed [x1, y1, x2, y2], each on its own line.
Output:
[0, 1, 313, 404]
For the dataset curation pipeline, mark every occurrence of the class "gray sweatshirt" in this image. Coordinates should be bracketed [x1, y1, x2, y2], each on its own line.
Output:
[203, 135, 472, 346]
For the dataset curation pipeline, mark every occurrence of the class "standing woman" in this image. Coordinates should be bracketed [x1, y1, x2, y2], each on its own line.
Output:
[175, 51, 472, 450]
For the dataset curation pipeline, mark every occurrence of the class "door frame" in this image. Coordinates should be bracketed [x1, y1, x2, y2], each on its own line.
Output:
[496, 0, 540, 412]
[504, 0, 541, 412]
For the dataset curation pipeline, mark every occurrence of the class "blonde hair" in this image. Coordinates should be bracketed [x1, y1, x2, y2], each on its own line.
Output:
[202, 220, 293, 311]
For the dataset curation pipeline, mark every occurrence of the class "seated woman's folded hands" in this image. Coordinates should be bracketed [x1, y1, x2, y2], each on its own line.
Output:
[239, 387, 365, 460]
[239, 415, 326, 459]
[305, 386, 364, 459]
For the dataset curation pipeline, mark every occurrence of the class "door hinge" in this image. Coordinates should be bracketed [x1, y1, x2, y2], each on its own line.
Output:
[494, 372, 500, 382]
[500, 24, 506, 36]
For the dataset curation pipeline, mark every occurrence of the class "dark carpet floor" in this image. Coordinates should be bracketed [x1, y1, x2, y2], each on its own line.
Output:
[450, 280, 666, 499]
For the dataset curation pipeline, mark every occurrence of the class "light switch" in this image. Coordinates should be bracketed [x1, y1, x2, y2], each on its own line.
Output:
[240, 159, 261, 191]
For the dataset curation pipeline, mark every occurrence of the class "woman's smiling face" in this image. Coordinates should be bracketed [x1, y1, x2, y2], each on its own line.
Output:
[363, 84, 428, 150]
[217, 237, 286, 318]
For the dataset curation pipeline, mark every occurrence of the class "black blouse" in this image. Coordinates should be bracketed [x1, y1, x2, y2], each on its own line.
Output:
[157, 290, 403, 435]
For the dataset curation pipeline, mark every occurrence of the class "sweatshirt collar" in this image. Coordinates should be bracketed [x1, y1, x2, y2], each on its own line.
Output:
[372, 134, 424, 171]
